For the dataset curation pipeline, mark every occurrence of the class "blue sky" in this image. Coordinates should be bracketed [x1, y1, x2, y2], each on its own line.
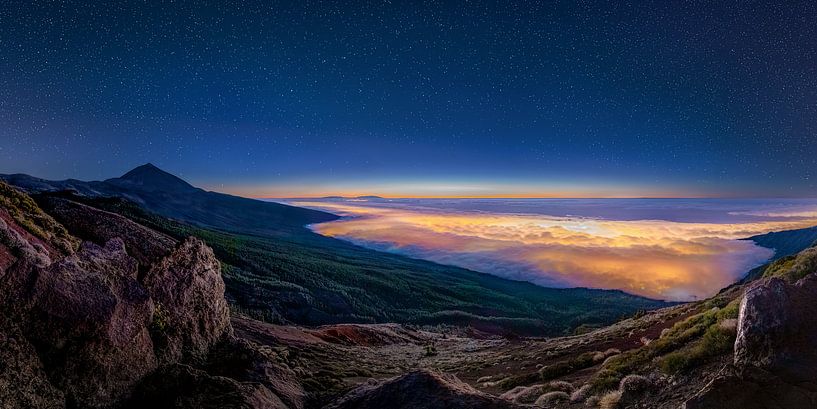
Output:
[1, 1, 816, 197]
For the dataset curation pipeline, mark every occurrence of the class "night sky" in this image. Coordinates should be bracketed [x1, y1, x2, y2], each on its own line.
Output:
[1, 1, 816, 197]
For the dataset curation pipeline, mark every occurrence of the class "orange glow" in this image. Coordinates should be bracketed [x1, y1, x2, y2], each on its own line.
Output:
[205, 179, 711, 199]
[293, 201, 817, 301]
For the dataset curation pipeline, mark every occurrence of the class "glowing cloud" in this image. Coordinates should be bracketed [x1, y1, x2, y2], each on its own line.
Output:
[292, 201, 817, 301]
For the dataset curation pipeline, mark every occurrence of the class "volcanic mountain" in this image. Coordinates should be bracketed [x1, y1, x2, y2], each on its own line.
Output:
[1, 164, 668, 335]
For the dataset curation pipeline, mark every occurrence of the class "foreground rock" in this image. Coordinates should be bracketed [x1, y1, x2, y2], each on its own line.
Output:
[0, 184, 295, 408]
[323, 370, 523, 409]
[28, 239, 157, 408]
[142, 237, 232, 364]
[685, 269, 817, 408]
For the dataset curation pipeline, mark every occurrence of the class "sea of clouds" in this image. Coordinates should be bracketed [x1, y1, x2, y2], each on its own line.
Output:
[286, 198, 817, 301]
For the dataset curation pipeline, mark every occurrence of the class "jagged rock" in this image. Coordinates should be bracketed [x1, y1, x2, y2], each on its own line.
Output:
[37, 196, 176, 267]
[128, 364, 287, 409]
[323, 369, 523, 409]
[0, 186, 281, 409]
[0, 319, 65, 409]
[27, 239, 157, 408]
[205, 338, 305, 409]
[142, 237, 231, 364]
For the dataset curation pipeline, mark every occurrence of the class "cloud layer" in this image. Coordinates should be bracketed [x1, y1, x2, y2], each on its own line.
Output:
[295, 201, 817, 301]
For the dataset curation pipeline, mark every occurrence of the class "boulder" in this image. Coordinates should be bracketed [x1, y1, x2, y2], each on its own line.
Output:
[323, 369, 523, 409]
[685, 272, 817, 408]
[735, 274, 817, 381]
[27, 239, 157, 408]
[141, 237, 232, 364]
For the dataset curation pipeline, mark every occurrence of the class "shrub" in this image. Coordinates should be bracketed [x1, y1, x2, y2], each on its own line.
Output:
[659, 321, 736, 374]
[659, 352, 690, 374]
[548, 380, 574, 393]
[599, 390, 622, 409]
[500, 386, 529, 401]
[585, 395, 601, 407]
[619, 374, 651, 394]
[571, 384, 592, 402]
[590, 368, 623, 392]
[424, 344, 438, 357]
[539, 352, 596, 381]
[497, 372, 540, 389]
[514, 384, 547, 403]
[535, 391, 570, 406]
[150, 303, 169, 334]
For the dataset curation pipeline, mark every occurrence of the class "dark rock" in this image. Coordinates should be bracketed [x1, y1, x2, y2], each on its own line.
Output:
[205, 338, 306, 409]
[129, 364, 287, 409]
[27, 239, 157, 408]
[323, 369, 524, 409]
[735, 274, 817, 381]
[685, 271, 817, 408]
[142, 237, 231, 364]
[0, 319, 65, 409]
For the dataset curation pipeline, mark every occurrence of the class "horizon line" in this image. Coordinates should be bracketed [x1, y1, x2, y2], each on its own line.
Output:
[250, 194, 817, 200]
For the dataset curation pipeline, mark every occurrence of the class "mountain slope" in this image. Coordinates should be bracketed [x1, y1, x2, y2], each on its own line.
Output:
[748, 225, 817, 259]
[2, 166, 669, 336]
[2, 164, 338, 235]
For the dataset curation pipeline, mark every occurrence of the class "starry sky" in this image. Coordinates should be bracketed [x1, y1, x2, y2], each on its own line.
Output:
[1, 0, 816, 198]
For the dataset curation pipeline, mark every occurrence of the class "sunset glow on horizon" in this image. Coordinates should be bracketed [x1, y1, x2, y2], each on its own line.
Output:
[210, 178, 730, 200]
[291, 200, 817, 301]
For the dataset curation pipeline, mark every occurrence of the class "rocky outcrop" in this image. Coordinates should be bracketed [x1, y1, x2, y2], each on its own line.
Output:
[27, 239, 157, 408]
[685, 262, 817, 409]
[734, 274, 817, 379]
[0, 185, 278, 409]
[142, 237, 231, 364]
[323, 370, 523, 409]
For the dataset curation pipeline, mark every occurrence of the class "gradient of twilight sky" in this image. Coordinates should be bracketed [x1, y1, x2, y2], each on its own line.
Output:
[1, 1, 816, 197]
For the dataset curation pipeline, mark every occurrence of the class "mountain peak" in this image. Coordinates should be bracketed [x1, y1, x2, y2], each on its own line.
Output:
[110, 164, 197, 193]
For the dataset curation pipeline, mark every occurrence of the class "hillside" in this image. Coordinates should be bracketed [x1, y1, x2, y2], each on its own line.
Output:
[4, 179, 817, 408]
[748, 225, 817, 259]
[2, 164, 338, 235]
[2, 166, 668, 336]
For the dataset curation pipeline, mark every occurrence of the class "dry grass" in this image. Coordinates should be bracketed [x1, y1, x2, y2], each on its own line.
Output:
[548, 380, 575, 393]
[598, 390, 622, 409]
[535, 391, 570, 406]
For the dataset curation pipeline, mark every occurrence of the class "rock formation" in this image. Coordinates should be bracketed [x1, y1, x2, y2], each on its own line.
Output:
[685, 259, 817, 409]
[0, 182, 299, 408]
[323, 370, 523, 409]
